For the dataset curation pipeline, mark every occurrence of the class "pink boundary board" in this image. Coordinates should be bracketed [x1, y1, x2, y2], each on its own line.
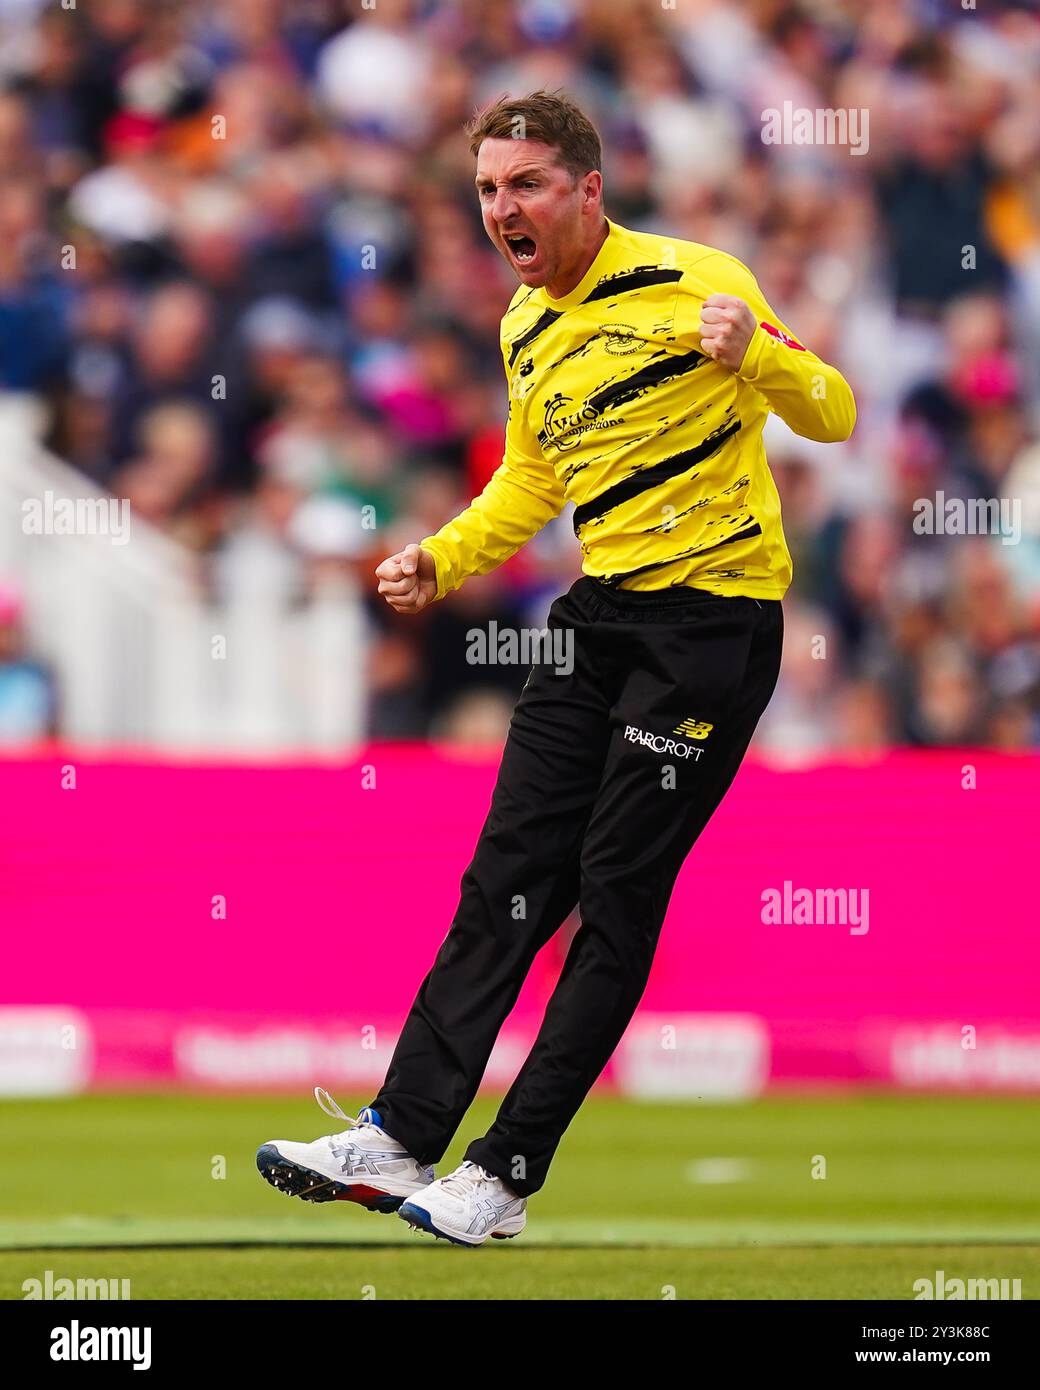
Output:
[1, 746, 1037, 1091]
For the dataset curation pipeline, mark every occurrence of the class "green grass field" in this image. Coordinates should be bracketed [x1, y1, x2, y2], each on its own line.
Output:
[1, 1091, 1038, 1299]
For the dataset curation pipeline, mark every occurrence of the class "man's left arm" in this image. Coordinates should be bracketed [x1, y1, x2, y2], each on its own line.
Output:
[690, 256, 857, 444]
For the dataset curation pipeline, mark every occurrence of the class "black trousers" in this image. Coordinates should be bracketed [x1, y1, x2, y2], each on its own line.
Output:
[371, 575, 784, 1196]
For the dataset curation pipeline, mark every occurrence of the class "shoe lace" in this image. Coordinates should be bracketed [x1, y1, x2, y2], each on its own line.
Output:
[313, 1085, 377, 1137]
[439, 1160, 497, 1197]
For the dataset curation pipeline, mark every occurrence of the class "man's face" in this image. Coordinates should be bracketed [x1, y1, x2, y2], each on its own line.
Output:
[475, 138, 595, 293]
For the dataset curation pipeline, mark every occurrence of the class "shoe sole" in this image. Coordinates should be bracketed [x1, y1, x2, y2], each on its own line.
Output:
[398, 1199, 524, 1247]
[256, 1144, 406, 1214]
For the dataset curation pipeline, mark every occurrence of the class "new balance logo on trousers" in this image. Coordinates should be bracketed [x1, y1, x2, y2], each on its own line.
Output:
[258, 576, 783, 1244]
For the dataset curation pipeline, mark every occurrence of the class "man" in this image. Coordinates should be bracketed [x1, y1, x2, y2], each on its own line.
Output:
[257, 90, 855, 1246]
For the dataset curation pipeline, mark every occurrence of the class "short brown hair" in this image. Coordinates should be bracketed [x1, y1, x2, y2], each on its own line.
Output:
[465, 89, 602, 182]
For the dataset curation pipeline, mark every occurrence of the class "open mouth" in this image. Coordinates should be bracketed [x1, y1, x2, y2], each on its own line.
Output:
[504, 232, 538, 266]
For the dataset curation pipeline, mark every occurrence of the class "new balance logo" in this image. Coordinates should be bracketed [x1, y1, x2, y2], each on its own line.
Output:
[673, 717, 714, 739]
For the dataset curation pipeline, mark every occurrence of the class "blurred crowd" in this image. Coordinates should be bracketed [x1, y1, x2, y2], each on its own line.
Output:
[1, 0, 1040, 752]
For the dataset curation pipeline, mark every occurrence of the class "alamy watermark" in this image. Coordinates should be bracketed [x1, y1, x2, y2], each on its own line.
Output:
[913, 1268, 1021, 1300]
[24, 1270, 131, 1300]
[466, 621, 574, 676]
[50, 1321, 151, 1371]
[761, 880, 869, 935]
[912, 493, 1021, 545]
[22, 490, 130, 545]
[761, 101, 869, 156]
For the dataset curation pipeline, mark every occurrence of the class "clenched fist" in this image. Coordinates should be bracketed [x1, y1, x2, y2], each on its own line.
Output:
[375, 542, 438, 614]
[698, 293, 756, 371]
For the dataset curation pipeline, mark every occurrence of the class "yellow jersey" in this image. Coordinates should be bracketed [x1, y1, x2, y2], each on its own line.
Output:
[421, 216, 855, 601]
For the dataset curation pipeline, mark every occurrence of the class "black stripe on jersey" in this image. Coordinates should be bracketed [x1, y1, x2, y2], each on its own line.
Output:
[502, 287, 536, 322]
[572, 418, 742, 533]
[582, 266, 684, 304]
[586, 348, 706, 415]
[595, 520, 763, 587]
[690, 519, 763, 553]
[507, 308, 563, 367]
[507, 268, 685, 367]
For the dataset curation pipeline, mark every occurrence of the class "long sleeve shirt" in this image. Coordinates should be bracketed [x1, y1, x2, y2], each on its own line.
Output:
[421, 216, 856, 601]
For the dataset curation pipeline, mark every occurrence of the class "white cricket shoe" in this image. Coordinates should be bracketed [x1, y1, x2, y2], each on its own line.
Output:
[256, 1087, 433, 1214]
[398, 1160, 527, 1246]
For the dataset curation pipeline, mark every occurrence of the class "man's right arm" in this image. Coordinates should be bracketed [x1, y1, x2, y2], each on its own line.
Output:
[377, 319, 566, 612]
[419, 447, 566, 602]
